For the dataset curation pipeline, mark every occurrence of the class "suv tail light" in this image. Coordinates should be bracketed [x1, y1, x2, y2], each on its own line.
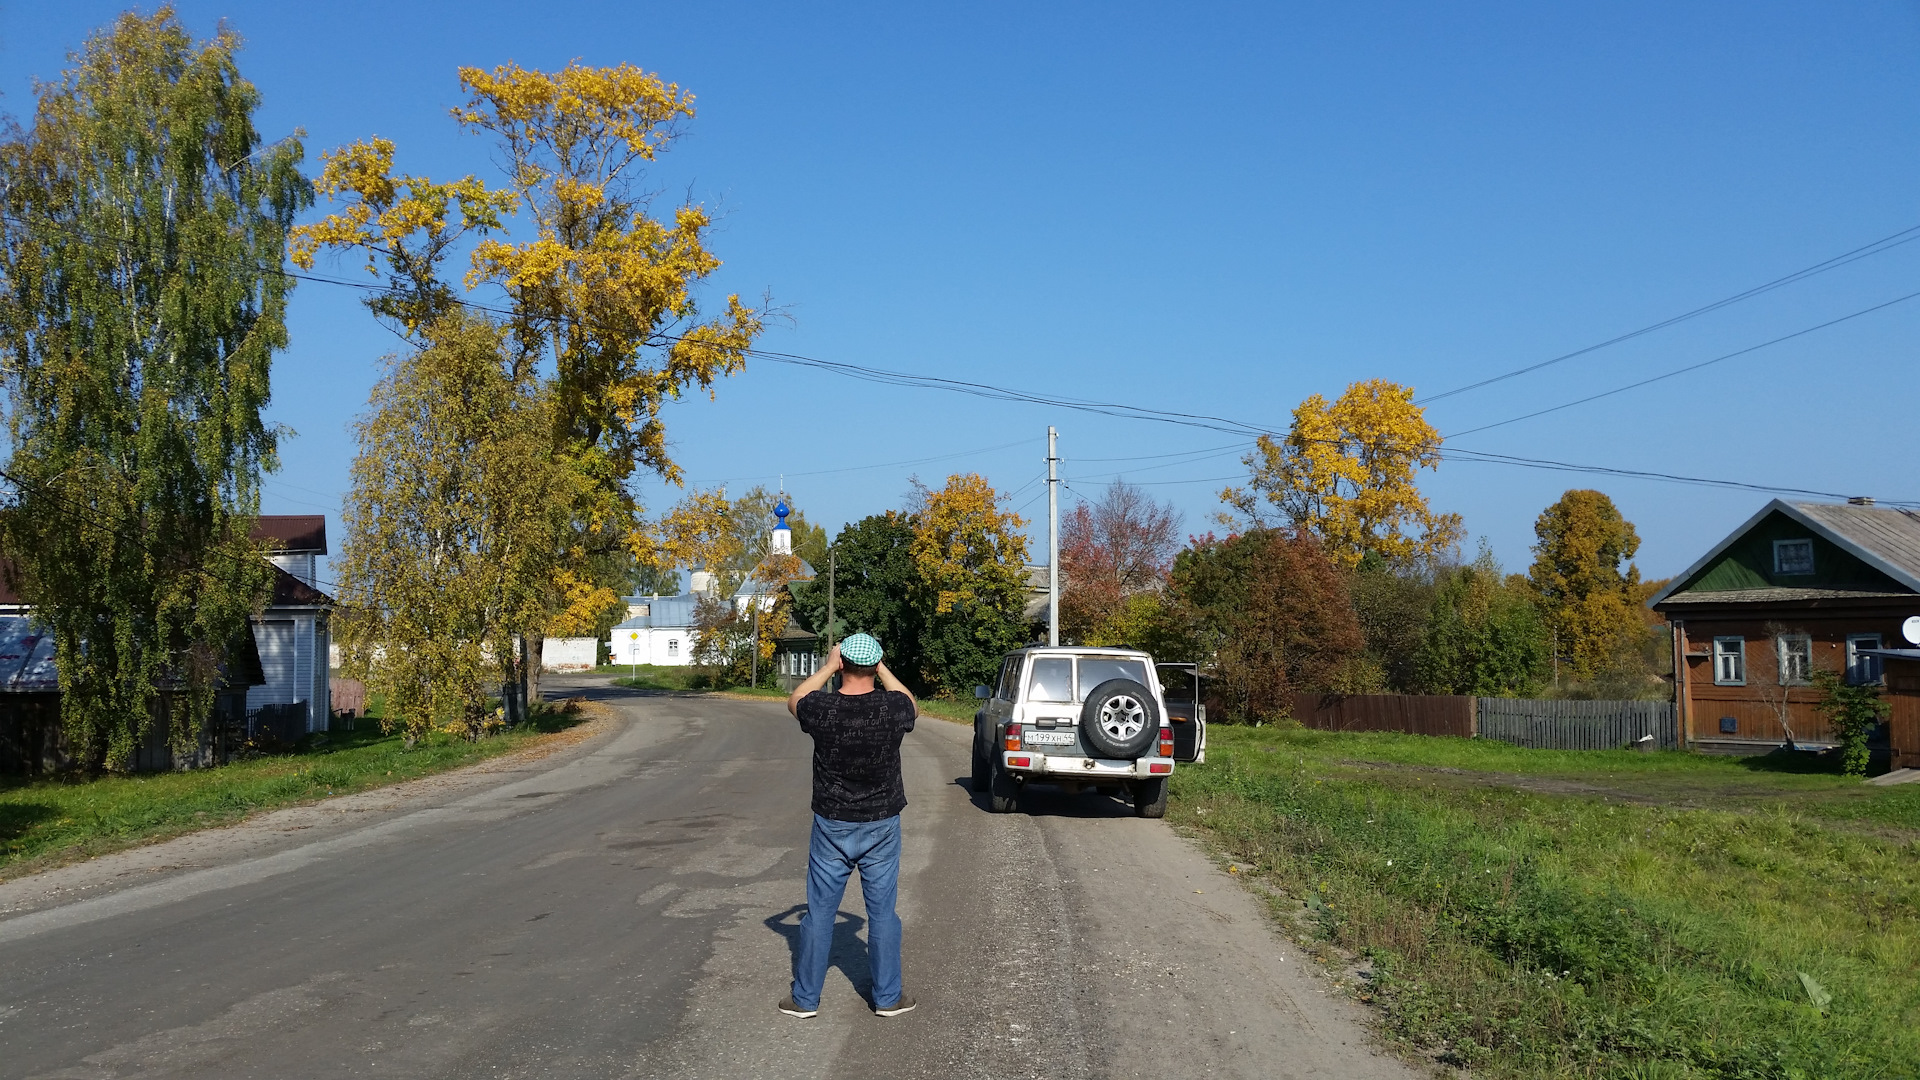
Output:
[1003, 726, 1023, 751]
[1157, 726, 1174, 757]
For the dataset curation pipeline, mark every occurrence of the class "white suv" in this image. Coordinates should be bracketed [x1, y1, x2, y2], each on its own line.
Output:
[970, 647, 1206, 817]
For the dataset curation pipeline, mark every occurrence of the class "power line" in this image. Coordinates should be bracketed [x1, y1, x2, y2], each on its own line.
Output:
[1445, 286, 1920, 439]
[5, 212, 1913, 508]
[679, 437, 1039, 488]
[1418, 221, 1920, 404]
[1072, 441, 1248, 463]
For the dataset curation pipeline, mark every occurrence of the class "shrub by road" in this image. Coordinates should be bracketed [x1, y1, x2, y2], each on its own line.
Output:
[1172, 726, 1920, 1078]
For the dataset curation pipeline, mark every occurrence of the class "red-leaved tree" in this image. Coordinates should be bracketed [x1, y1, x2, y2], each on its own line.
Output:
[1059, 480, 1182, 644]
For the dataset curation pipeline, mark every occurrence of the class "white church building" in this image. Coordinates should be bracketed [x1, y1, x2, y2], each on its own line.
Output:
[607, 496, 816, 668]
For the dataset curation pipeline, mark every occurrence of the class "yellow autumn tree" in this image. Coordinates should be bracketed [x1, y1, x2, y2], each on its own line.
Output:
[293, 60, 762, 698]
[1526, 489, 1646, 682]
[334, 313, 571, 743]
[1220, 379, 1462, 569]
[911, 474, 1032, 694]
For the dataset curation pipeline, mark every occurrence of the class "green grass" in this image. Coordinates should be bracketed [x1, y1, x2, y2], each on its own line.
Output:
[1171, 726, 1920, 1078]
[603, 668, 979, 725]
[914, 697, 976, 724]
[0, 709, 588, 878]
[596, 663, 702, 687]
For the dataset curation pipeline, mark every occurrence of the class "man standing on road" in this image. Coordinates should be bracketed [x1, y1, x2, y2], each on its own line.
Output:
[779, 632, 919, 1019]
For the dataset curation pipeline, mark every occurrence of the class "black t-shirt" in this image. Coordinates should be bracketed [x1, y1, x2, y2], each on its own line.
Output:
[795, 689, 918, 822]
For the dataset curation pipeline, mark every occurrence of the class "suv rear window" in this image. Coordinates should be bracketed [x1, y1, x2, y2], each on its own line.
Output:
[1076, 658, 1150, 700]
[1028, 657, 1074, 702]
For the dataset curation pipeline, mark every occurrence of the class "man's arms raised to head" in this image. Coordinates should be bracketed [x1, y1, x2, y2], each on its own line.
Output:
[874, 661, 917, 718]
[788, 644, 843, 717]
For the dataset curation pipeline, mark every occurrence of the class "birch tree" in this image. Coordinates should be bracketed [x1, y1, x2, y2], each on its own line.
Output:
[0, 10, 306, 768]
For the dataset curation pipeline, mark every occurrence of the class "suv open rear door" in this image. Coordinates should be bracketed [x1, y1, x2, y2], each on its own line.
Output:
[1155, 662, 1206, 764]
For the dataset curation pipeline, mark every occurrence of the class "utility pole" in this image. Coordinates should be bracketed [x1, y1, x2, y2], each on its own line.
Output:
[827, 546, 836, 652]
[1048, 426, 1059, 647]
[751, 601, 760, 689]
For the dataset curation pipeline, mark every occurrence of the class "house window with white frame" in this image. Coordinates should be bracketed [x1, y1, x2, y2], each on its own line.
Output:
[1775, 633, 1813, 685]
[1847, 634, 1884, 685]
[667, 638, 679, 658]
[1773, 538, 1815, 576]
[1712, 637, 1745, 685]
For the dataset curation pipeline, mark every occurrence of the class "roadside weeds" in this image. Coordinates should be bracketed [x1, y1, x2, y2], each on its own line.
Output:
[1172, 725, 1920, 1079]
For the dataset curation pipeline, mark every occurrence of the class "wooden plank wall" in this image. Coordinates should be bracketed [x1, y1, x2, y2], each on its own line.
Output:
[1287, 693, 1475, 738]
[1887, 661, 1920, 770]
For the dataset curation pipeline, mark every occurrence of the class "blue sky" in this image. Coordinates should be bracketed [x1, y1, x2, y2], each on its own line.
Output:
[4, 1, 1918, 585]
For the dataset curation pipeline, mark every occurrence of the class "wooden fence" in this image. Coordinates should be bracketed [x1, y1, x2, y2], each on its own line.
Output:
[329, 678, 368, 720]
[1275, 692, 1678, 752]
[1476, 698, 1678, 751]
[1288, 693, 1476, 738]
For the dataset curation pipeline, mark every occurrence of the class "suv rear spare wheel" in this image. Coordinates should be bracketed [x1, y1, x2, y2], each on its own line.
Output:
[1079, 679, 1160, 760]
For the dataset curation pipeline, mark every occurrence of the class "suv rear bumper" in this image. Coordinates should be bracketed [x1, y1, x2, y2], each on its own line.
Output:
[1003, 751, 1173, 779]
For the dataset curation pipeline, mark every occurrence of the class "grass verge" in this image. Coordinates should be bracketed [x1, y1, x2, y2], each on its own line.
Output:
[1171, 725, 1920, 1078]
[0, 707, 591, 878]
[605, 670, 979, 725]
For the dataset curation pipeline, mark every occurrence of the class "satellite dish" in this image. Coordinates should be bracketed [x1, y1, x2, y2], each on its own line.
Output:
[1904, 615, 1920, 646]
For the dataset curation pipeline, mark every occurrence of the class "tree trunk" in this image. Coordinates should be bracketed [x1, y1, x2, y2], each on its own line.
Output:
[527, 634, 543, 705]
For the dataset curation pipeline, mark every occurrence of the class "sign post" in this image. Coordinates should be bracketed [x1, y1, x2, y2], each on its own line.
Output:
[629, 630, 639, 685]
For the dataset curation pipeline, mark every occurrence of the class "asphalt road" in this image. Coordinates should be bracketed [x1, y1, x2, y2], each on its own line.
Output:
[0, 681, 1420, 1080]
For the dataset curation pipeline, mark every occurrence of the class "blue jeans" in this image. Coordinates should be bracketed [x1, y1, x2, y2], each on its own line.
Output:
[791, 813, 903, 1010]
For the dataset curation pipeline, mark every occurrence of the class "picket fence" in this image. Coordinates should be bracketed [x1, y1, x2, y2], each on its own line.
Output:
[1475, 697, 1678, 751]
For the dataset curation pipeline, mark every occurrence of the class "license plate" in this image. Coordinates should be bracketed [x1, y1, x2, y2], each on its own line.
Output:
[1026, 730, 1076, 745]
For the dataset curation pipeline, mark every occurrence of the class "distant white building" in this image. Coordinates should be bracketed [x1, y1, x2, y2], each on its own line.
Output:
[608, 592, 700, 666]
[248, 516, 334, 731]
[610, 496, 825, 672]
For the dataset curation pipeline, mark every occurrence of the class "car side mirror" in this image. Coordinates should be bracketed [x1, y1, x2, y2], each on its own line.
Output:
[973, 684, 992, 699]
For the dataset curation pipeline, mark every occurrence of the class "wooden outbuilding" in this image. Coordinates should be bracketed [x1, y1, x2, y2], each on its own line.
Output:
[1650, 499, 1920, 766]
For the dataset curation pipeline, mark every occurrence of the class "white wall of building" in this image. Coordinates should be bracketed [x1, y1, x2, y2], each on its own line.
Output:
[608, 626, 694, 666]
[542, 637, 598, 672]
[246, 611, 331, 731]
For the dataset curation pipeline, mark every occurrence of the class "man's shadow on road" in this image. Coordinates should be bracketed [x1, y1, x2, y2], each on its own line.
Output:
[765, 904, 875, 1005]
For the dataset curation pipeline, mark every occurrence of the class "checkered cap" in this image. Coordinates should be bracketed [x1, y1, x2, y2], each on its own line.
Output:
[840, 632, 883, 666]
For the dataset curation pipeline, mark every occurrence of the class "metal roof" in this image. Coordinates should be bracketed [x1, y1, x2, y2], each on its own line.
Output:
[251, 515, 327, 555]
[0, 616, 264, 692]
[1656, 586, 1914, 605]
[1649, 499, 1920, 607]
[613, 592, 700, 630]
[0, 616, 58, 691]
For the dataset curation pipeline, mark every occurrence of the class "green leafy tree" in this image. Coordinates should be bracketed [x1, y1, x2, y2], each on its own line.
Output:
[1416, 544, 1550, 696]
[0, 10, 307, 769]
[1348, 551, 1437, 693]
[792, 512, 929, 693]
[1171, 530, 1363, 722]
[629, 563, 681, 596]
[1527, 490, 1646, 683]
[1809, 669, 1891, 777]
[334, 314, 571, 744]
